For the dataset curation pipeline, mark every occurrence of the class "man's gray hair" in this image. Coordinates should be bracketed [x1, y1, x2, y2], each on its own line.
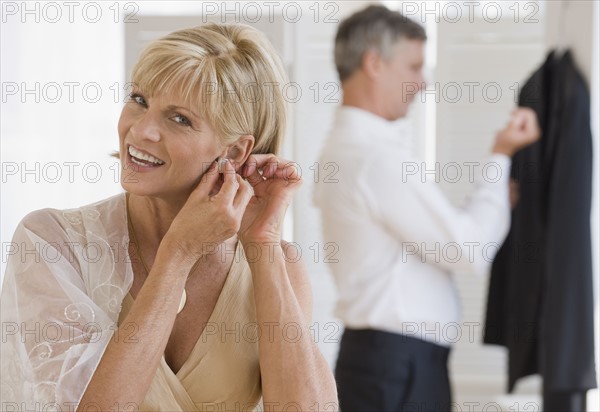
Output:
[335, 5, 427, 82]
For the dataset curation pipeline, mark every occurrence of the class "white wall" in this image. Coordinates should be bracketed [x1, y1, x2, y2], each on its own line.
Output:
[1, 2, 126, 283]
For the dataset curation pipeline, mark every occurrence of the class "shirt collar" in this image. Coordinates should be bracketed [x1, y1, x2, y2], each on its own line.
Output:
[334, 105, 409, 146]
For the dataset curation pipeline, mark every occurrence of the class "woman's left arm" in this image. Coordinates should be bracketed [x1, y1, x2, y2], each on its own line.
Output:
[238, 155, 338, 411]
[248, 241, 338, 411]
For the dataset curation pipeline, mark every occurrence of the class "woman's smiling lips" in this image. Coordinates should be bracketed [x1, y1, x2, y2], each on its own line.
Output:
[126, 144, 166, 171]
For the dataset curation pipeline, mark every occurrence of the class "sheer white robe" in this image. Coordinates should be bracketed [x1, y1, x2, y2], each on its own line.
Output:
[2, 193, 133, 411]
[0, 193, 261, 411]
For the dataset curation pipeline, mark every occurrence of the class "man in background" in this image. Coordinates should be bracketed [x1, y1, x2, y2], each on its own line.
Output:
[313, 5, 540, 411]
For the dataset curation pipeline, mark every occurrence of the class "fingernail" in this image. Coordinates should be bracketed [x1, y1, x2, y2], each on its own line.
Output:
[218, 158, 229, 173]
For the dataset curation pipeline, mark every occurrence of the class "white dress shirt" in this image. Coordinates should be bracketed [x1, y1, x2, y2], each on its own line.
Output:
[313, 106, 512, 346]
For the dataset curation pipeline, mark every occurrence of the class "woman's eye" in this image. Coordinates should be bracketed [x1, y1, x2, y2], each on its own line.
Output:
[129, 93, 147, 106]
[173, 114, 192, 127]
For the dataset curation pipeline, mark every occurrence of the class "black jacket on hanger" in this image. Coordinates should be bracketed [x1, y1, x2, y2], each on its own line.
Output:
[484, 50, 597, 393]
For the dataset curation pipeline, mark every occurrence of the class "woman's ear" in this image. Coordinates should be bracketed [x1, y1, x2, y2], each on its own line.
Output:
[226, 134, 255, 171]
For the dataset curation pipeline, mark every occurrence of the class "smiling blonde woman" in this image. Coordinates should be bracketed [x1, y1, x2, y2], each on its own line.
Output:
[0, 23, 337, 411]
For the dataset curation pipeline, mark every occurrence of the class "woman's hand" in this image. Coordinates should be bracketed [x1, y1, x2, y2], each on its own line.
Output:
[164, 159, 253, 261]
[238, 154, 303, 244]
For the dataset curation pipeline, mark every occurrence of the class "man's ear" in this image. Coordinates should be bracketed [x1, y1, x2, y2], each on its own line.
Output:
[226, 134, 255, 171]
[362, 50, 383, 80]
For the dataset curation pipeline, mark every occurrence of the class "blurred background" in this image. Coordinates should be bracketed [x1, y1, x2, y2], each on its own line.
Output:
[1, 1, 598, 409]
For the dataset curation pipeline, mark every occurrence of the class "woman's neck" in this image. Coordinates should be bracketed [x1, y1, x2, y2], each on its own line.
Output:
[126, 191, 239, 270]
[126, 192, 186, 251]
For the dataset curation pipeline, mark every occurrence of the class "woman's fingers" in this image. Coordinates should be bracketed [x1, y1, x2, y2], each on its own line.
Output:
[194, 160, 220, 197]
[242, 155, 302, 185]
[233, 175, 254, 209]
[211, 160, 253, 207]
[277, 162, 302, 182]
[214, 159, 240, 204]
[243, 163, 265, 187]
[202, 154, 302, 204]
[242, 154, 278, 177]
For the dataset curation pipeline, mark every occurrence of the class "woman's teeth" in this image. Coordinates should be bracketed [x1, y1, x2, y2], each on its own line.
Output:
[128, 146, 165, 166]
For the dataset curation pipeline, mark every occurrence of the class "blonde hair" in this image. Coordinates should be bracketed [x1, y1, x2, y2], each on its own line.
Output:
[128, 23, 287, 154]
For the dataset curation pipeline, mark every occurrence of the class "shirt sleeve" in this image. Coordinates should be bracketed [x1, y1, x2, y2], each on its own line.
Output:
[0, 208, 126, 411]
[364, 153, 512, 275]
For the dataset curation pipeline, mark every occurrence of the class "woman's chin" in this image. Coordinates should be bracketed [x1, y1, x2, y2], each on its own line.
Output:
[122, 181, 200, 203]
[120, 181, 162, 197]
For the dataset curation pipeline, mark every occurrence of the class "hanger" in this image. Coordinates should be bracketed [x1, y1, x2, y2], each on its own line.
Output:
[555, 0, 569, 59]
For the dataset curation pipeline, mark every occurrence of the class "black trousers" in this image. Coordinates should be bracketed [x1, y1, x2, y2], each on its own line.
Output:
[543, 390, 587, 412]
[335, 328, 452, 412]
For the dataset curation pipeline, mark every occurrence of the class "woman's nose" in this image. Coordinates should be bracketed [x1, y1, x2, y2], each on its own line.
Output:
[130, 112, 161, 142]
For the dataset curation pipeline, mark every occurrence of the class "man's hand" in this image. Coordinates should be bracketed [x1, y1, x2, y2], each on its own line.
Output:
[493, 107, 541, 157]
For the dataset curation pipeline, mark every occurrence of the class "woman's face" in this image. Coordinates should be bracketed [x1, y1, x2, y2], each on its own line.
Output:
[118, 86, 226, 199]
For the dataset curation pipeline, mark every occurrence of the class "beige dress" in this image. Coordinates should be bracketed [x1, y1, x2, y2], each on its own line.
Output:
[117, 241, 262, 412]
